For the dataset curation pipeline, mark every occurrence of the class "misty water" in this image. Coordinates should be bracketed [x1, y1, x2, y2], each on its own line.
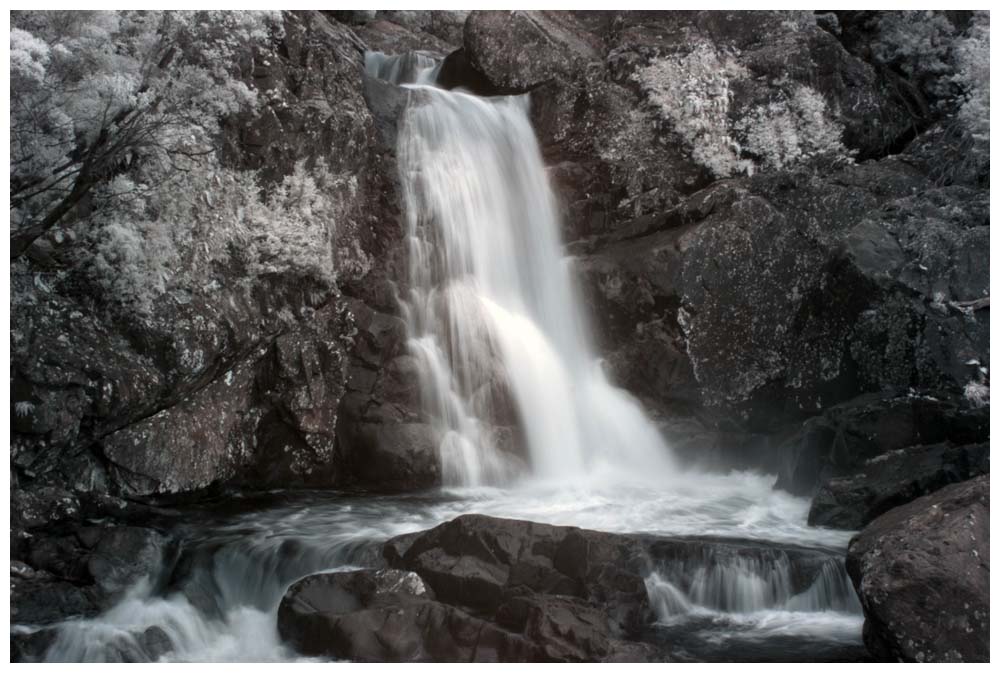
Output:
[34, 52, 865, 662]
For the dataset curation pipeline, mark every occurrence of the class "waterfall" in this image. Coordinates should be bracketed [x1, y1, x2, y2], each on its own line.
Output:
[379, 53, 675, 486]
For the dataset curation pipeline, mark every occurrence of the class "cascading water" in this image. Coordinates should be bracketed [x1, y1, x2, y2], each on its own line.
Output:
[393, 57, 674, 487]
[23, 51, 865, 663]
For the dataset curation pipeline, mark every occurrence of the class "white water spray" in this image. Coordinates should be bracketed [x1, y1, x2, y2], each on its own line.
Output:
[394, 60, 675, 486]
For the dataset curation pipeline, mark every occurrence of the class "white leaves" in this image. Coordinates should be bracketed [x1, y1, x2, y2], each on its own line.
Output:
[634, 45, 851, 177]
[736, 86, 854, 171]
[964, 380, 990, 408]
[10, 28, 51, 82]
[85, 159, 339, 315]
[634, 43, 752, 178]
[953, 12, 990, 146]
[11, 10, 274, 242]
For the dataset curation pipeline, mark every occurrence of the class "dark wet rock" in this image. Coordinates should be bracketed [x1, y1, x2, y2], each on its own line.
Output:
[10, 626, 58, 663]
[10, 563, 101, 626]
[11, 485, 82, 529]
[386, 515, 654, 636]
[336, 405, 442, 491]
[138, 626, 174, 662]
[279, 568, 432, 623]
[776, 393, 989, 496]
[333, 298, 442, 491]
[282, 515, 859, 662]
[92, 301, 352, 497]
[436, 48, 502, 95]
[846, 475, 989, 662]
[10, 519, 170, 636]
[809, 441, 989, 529]
[85, 526, 168, 605]
[279, 569, 540, 662]
[280, 518, 662, 661]
[362, 68, 421, 148]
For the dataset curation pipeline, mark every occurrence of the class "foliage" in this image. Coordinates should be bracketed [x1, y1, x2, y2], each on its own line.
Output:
[634, 43, 854, 177]
[964, 380, 990, 409]
[10, 10, 281, 256]
[736, 86, 855, 172]
[951, 12, 989, 149]
[83, 158, 339, 315]
[10, 10, 348, 316]
[634, 43, 752, 178]
[870, 10, 990, 143]
[870, 10, 958, 99]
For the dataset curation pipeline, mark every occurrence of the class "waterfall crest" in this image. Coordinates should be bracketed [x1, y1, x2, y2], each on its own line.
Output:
[384, 55, 675, 486]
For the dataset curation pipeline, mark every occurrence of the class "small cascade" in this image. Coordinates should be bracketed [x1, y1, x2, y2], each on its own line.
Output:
[641, 542, 863, 660]
[364, 50, 440, 85]
[43, 507, 383, 662]
[644, 542, 861, 621]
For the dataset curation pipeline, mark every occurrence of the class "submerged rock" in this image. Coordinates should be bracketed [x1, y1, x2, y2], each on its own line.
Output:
[846, 475, 990, 662]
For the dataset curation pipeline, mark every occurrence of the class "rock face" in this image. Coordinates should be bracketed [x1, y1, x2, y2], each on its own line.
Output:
[776, 393, 989, 497]
[464, 11, 604, 91]
[578, 161, 988, 435]
[808, 441, 989, 529]
[846, 475, 990, 662]
[333, 298, 441, 491]
[278, 515, 659, 662]
[9, 11, 394, 501]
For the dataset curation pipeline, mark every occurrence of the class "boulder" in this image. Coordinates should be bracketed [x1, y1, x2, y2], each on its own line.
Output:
[278, 568, 543, 662]
[809, 441, 989, 529]
[846, 475, 989, 662]
[84, 526, 168, 605]
[389, 515, 654, 636]
[464, 11, 604, 91]
[279, 515, 662, 662]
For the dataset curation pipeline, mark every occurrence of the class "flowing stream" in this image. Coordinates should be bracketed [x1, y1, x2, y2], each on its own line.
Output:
[32, 52, 865, 663]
